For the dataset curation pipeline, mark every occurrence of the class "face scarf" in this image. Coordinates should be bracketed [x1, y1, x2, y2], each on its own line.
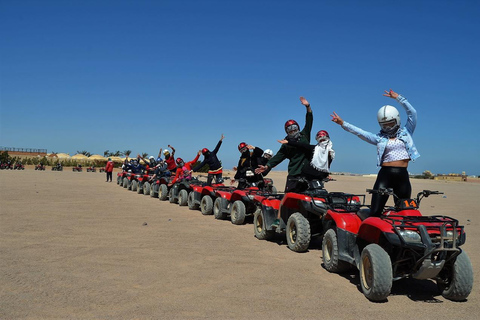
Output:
[311, 139, 334, 172]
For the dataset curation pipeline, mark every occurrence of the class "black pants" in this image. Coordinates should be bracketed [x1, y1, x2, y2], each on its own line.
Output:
[207, 173, 222, 186]
[371, 166, 411, 216]
[284, 175, 308, 193]
[106, 171, 113, 182]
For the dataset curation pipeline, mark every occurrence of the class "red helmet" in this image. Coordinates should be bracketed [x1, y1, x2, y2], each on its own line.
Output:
[316, 130, 330, 142]
[201, 148, 209, 155]
[284, 119, 299, 134]
[238, 142, 247, 153]
[175, 158, 184, 167]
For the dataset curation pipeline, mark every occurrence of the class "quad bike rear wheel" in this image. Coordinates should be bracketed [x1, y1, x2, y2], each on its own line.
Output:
[201, 196, 213, 215]
[286, 213, 311, 252]
[123, 178, 128, 188]
[178, 189, 188, 206]
[253, 209, 274, 240]
[143, 182, 150, 195]
[231, 200, 246, 225]
[151, 183, 158, 198]
[159, 184, 168, 201]
[188, 191, 199, 210]
[169, 189, 177, 203]
[436, 250, 473, 301]
[359, 244, 393, 301]
[117, 176, 121, 185]
[214, 197, 228, 220]
[137, 182, 143, 194]
[322, 228, 351, 273]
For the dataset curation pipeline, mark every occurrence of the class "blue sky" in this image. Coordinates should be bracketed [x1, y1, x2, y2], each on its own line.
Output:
[1, 0, 479, 175]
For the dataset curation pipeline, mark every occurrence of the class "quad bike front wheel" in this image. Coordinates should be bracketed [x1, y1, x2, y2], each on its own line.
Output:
[143, 182, 150, 195]
[169, 188, 177, 204]
[123, 178, 128, 188]
[253, 209, 274, 240]
[200, 196, 213, 215]
[360, 244, 393, 301]
[188, 191, 199, 210]
[322, 228, 351, 273]
[286, 212, 311, 252]
[214, 197, 228, 220]
[131, 180, 138, 192]
[137, 182, 143, 194]
[117, 176, 121, 185]
[159, 184, 168, 201]
[436, 250, 473, 301]
[231, 200, 246, 225]
[151, 184, 158, 198]
[178, 189, 188, 206]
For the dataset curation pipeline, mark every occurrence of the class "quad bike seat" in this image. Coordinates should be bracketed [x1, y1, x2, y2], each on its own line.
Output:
[356, 208, 371, 221]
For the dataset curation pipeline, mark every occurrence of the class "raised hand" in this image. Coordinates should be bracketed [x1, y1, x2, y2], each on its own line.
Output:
[330, 112, 344, 125]
[277, 139, 288, 144]
[383, 89, 399, 99]
[299, 96, 310, 107]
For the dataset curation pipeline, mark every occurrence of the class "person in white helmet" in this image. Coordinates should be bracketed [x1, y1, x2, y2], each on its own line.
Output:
[331, 89, 420, 217]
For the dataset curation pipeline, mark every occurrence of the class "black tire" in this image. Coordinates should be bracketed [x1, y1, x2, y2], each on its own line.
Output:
[231, 200, 246, 225]
[214, 197, 227, 220]
[117, 176, 121, 185]
[188, 191, 199, 210]
[143, 182, 150, 195]
[437, 250, 473, 301]
[169, 188, 177, 203]
[123, 178, 128, 188]
[127, 179, 132, 190]
[360, 244, 393, 301]
[322, 228, 351, 273]
[137, 182, 143, 194]
[151, 183, 158, 198]
[159, 184, 168, 201]
[286, 213, 311, 252]
[253, 208, 274, 240]
[131, 180, 138, 192]
[178, 189, 188, 206]
[200, 196, 213, 215]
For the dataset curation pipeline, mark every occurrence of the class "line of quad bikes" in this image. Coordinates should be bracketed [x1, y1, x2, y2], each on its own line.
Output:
[115, 168, 473, 302]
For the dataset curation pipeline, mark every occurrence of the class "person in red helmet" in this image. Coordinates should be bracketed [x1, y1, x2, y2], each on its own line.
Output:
[278, 129, 335, 181]
[256, 96, 313, 192]
[192, 134, 224, 185]
[232, 142, 264, 189]
[169, 151, 201, 186]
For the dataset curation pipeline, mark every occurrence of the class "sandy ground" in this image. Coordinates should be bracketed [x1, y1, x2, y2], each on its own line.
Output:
[1, 167, 479, 320]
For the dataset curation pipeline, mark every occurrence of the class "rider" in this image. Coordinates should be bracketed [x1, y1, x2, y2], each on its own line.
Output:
[169, 151, 201, 186]
[150, 158, 170, 182]
[256, 96, 313, 193]
[257, 149, 273, 176]
[278, 130, 335, 181]
[192, 134, 224, 186]
[161, 145, 177, 174]
[232, 142, 264, 189]
[331, 89, 420, 217]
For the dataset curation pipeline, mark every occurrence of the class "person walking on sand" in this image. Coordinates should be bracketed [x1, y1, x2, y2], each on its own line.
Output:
[105, 158, 114, 182]
[331, 89, 420, 217]
[256, 96, 313, 193]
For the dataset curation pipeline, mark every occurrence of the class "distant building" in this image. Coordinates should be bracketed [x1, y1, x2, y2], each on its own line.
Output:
[0, 147, 47, 158]
[434, 171, 467, 182]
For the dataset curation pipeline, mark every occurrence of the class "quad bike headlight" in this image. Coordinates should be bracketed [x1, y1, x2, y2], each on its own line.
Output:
[313, 200, 327, 209]
[398, 229, 422, 243]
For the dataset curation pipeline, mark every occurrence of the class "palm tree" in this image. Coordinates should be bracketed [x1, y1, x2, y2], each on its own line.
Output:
[114, 150, 122, 157]
[142, 152, 148, 158]
[77, 150, 91, 157]
[103, 150, 110, 157]
[123, 150, 131, 157]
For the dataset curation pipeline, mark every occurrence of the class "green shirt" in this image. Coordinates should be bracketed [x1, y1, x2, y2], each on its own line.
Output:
[266, 111, 313, 176]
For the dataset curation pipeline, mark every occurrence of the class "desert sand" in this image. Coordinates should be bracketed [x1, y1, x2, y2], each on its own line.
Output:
[1, 167, 479, 319]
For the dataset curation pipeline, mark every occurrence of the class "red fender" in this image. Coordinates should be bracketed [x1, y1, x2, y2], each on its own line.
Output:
[325, 210, 362, 234]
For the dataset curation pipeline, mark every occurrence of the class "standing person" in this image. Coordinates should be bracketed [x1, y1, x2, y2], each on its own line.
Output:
[277, 129, 335, 181]
[192, 134, 224, 185]
[161, 145, 177, 174]
[256, 96, 313, 192]
[331, 89, 420, 217]
[105, 158, 114, 182]
[231, 142, 264, 189]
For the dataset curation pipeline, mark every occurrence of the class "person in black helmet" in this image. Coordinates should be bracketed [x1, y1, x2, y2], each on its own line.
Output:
[192, 134, 224, 185]
[256, 96, 313, 193]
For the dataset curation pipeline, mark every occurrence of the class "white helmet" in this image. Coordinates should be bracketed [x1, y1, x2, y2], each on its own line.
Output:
[263, 149, 273, 158]
[377, 105, 400, 133]
[149, 156, 154, 160]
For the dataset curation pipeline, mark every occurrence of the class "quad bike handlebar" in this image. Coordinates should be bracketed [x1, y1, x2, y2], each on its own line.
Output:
[366, 188, 444, 208]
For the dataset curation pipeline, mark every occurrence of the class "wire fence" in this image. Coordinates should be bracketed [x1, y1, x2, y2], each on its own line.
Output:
[0, 147, 48, 153]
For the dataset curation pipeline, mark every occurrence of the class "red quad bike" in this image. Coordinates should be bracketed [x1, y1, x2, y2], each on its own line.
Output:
[187, 175, 234, 215]
[86, 166, 96, 172]
[72, 165, 83, 172]
[35, 164, 46, 171]
[253, 178, 363, 252]
[99, 168, 105, 173]
[213, 178, 271, 225]
[135, 172, 155, 195]
[122, 172, 134, 189]
[117, 171, 128, 186]
[14, 163, 25, 170]
[322, 188, 473, 302]
[52, 164, 63, 171]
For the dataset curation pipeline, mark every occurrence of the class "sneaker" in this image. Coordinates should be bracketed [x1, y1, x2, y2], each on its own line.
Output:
[271, 219, 280, 228]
